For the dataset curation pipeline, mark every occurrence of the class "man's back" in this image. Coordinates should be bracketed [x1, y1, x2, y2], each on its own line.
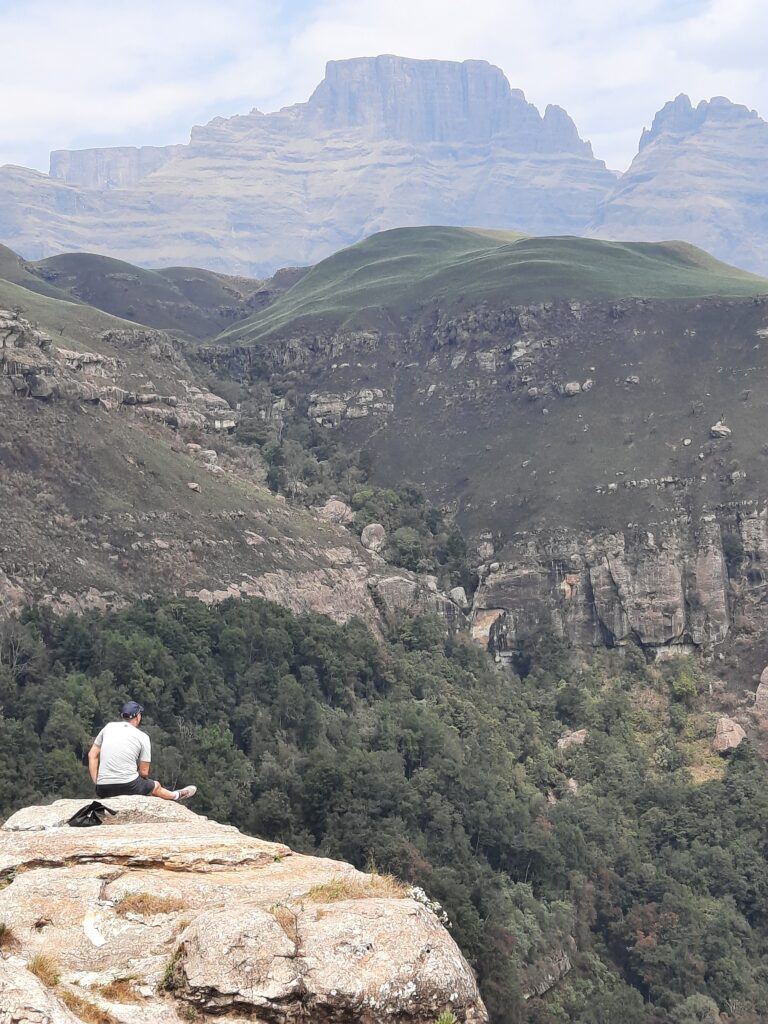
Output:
[93, 721, 151, 784]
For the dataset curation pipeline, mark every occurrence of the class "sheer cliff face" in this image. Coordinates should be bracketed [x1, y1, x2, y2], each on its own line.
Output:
[205, 292, 768, 658]
[0, 56, 613, 274]
[590, 94, 768, 275]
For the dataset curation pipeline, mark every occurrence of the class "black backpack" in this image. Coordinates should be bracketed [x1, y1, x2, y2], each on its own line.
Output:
[66, 801, 118, 828]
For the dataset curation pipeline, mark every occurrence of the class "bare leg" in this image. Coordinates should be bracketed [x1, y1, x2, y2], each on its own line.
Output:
[150, 781, 179, 800]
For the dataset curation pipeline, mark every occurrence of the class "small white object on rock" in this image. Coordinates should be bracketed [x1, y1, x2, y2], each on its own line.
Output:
[713, 716, 746, 753]
[710, 421, 732, 439]
[683, 438, 692, 447]
[188, 482, 200, 492]
[557, 728, 588, 750]
[563, 381, 581, 396]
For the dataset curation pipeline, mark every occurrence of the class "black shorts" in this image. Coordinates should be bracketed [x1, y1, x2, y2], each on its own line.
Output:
[95, 776, 156, 798]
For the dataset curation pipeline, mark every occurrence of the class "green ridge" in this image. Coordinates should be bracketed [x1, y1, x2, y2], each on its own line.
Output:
[217, 227, 768, 344]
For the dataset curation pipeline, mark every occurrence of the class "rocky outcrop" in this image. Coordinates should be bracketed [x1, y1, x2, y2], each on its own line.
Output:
[591, 94, 768, 275]
[474, 515, 733, 655]
[0, 57, 613, 275]
[0, 309, 233, 430]
[713, 717, 746, 752]
[557, 729, 588, 750]
[362, 523, 387, 553]
[0, 797, 487, 1023]
[50, 144, 184, 189]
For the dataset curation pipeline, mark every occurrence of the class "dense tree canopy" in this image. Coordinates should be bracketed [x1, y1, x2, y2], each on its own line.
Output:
[1, 598, 766, 1023]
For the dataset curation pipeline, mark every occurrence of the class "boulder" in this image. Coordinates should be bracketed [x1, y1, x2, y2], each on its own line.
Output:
[0, 798, 487, 1023]
[317, 498, 354, 525]
[361, 522, 387, 553]
[562, 381, 581, 396]
[557, 728, 588, 750]
[713, 716, 746, 753]
[710, 421, 732, 438]
[450, 585, 470, 609]
[180, 900, 485, 1021]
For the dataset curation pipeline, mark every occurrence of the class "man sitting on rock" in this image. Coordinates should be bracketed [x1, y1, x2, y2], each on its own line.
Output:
[88, 701, 196, 801]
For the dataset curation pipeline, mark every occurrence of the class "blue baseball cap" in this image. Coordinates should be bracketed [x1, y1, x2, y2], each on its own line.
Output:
[121, 701, 144, 718]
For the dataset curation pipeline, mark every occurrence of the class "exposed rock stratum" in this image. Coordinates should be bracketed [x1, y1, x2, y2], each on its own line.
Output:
[0, 797, 487, 1023]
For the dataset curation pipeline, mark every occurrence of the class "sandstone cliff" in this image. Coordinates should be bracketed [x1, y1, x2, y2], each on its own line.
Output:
[0, 796, 487, 1022]
[0, 56, 613, 275]
[203, 289, 768, 660]
[591, 94, 768, 275]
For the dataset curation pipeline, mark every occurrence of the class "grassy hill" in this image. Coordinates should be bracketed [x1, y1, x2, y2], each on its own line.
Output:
[0, 244, 283, 341]
[0, 244, 146, 348]
[217, 227, 768, 344]
[33, 252, 266, 338]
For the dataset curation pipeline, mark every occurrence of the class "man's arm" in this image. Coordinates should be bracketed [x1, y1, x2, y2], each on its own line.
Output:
[137, 731, 152, 778]
[87, 743, 101, 784]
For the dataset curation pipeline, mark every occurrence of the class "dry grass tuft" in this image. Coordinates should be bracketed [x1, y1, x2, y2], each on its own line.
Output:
[115, 893, 186, 917]
[28, 953, 61, 987]
[306, 873, 408, 903]
[60, 989, 118, 1024]
[268, 904, 299, 944]
[0, 921, 18, 949]
[94, 978, 142, 1004]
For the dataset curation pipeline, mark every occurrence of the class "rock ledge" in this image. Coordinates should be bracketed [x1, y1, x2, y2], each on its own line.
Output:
[0, 797, 487, 1023]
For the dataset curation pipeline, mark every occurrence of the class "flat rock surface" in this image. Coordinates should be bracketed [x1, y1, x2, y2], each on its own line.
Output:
[0, 798, 487, 1023]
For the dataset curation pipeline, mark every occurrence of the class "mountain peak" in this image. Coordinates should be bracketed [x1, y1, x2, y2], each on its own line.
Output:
[303, 54, 590, 152]
[639, 92, 762, 149]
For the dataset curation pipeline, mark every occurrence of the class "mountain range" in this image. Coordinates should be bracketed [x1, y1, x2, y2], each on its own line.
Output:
[5, 55, 768, 276]
[3, 225, 768, 682]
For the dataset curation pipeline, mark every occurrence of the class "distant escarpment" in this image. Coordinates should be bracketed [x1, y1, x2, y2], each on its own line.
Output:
[0, 56, 613, 274]
[203, 242, 768, 663]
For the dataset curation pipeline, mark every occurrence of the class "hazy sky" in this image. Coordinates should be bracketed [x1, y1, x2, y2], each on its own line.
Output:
[2, 0, 766, 173]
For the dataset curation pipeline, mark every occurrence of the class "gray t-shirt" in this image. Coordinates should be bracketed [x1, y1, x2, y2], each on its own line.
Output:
[93, 721, 151, 784]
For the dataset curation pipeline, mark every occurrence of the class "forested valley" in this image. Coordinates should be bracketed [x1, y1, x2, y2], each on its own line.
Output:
[2, 597, 767, 1023]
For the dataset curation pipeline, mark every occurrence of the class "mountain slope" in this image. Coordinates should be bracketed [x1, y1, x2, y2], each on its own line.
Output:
[590, 94, 768, 275]
[0, 56, 615, 275]
[201, 227, 768, 658]
[218, 227, 768, 344]
[0, 307, 458, 630]
[0, 243, 308, 342]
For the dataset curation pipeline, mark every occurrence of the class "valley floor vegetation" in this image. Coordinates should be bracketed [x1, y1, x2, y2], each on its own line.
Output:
[2, 598, 767, 1023]
[233, 394, 473, 589]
